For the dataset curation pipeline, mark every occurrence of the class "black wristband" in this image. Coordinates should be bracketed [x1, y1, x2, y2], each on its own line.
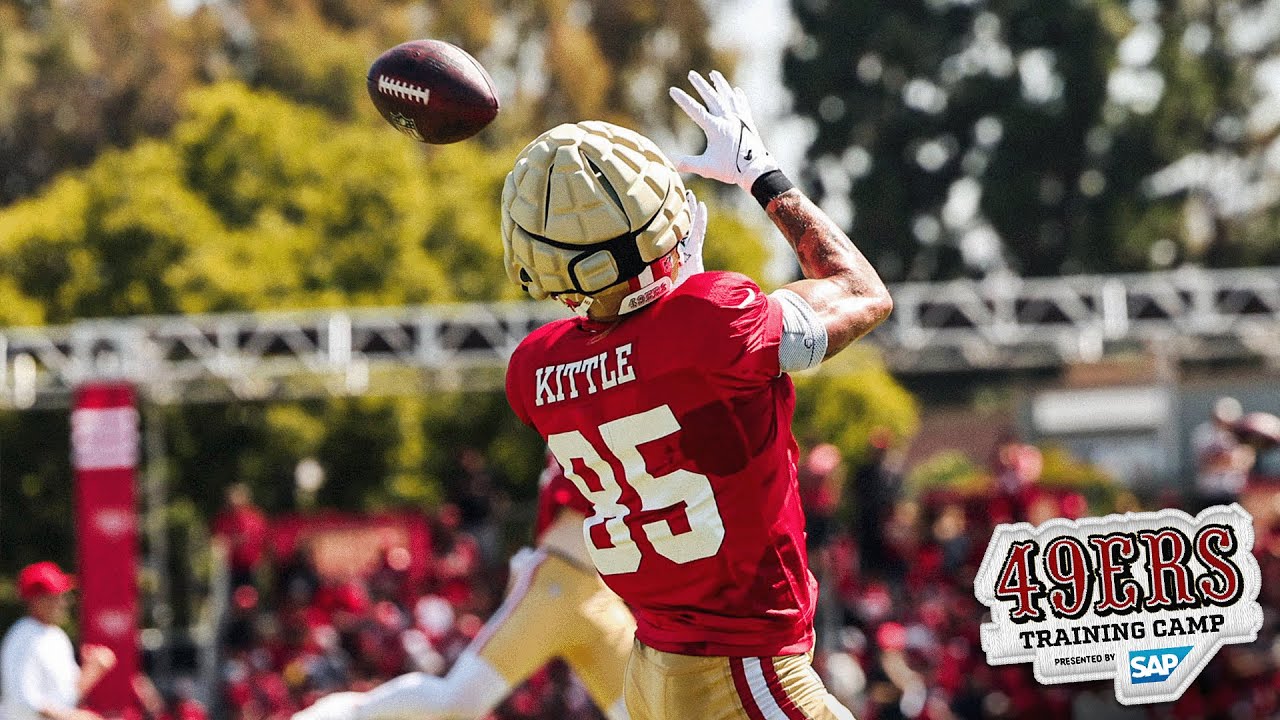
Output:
[749, 169, 794, 209]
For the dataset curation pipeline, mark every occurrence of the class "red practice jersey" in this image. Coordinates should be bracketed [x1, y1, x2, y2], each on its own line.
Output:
[506, 271, 816, 657]
[534, 452, 593, 542]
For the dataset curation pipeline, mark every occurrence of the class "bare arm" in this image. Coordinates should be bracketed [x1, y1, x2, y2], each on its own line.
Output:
[667, 68, 891, 355]
[76, 645, 115, 697]
[767, 188, 892, 358]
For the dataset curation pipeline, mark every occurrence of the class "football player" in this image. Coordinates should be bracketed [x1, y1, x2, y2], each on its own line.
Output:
[293, 452, 638, 720]
[501, 70, 891, 719]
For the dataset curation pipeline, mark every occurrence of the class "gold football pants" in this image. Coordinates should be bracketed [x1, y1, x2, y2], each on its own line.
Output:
[474, 548, 635, 712]
[624, 640, 855, 720]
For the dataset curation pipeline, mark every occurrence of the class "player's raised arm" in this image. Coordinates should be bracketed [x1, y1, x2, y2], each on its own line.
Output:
[670, 70, 892, 361]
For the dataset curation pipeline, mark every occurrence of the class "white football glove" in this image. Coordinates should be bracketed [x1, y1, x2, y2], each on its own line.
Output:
[669, 70, 779, 192]
[677, 189, 707, 285]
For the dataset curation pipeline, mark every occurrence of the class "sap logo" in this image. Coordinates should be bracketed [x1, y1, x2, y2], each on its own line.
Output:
[1129, 646, 1192, 684]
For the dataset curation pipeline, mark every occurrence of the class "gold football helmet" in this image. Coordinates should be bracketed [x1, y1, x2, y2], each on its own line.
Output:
[501, 121, 690, 319]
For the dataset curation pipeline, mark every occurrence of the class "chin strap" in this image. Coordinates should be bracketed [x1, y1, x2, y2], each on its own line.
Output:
[562, 294, 595, 319]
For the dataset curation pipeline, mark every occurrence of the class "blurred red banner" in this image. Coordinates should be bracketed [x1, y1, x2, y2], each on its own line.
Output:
[270, 512, 431, 586]
[72, 383, 140, 715]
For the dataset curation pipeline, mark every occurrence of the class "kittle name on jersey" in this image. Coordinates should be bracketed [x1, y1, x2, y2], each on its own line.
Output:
[534, 343, 636, 407]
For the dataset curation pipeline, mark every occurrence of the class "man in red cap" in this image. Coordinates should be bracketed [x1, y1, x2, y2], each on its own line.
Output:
[0, 562, 116, 720]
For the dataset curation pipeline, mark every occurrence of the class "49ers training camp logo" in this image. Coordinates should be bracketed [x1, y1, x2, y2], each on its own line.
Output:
[975, 504, 1262, 705]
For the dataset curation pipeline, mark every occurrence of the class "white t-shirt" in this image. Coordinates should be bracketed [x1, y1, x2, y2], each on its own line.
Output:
[1191, 421, 1248, 496]
[0, 617, 80, 720]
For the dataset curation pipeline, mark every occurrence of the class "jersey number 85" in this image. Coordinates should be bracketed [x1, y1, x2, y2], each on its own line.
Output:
[547, 405, 726, 575]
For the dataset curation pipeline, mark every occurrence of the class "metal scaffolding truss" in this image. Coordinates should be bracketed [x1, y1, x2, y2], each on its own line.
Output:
[882, 266, 1280, 374]
[0, 303, 565, 408]
[2, 266, 1278, 408]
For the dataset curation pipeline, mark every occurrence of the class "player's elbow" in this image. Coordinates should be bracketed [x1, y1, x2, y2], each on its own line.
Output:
[821, 290, 893, 359]
[869, 288, 893, 327]
[834, 273, 892, 331]
[847, 284, 893, 334]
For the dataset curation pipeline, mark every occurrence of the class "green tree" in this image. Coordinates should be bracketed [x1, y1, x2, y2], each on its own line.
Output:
[0, 0, 199, 204]
[0, 0, 726, 207]
[905, 449, 987, 495]
[184, 0, 727, 141]
[214, 0, 421, 119]
[0, 408, 76, 571]
[0, 79, 777, 322]
[1126, 1, 1280, 268]
[0, 82, 530, 324]
[783, 0, 1139, 280]
[0, 76, 786, 523]
[791, 346, 918, 466]
[0, 0, 914, 631]
[428, 0, 729, 135]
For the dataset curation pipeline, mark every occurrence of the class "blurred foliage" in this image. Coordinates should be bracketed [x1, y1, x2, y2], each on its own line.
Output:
[0, 0, 911, 609]
[0, 82, 533, 324]
[792, 346, 919, 467]
[903, 444, 1122, 514]
[783, 0, 1280, 279]
[159, 392, 543, 530]
[0, 0, 200, 203]
[1036, 444, 1122, 514]
[700, 203, 773, 284]
[0, 0, 728, 205]
[419, 0, 729, 136]
[784, 0, 1119, 280]
[906, 449, 989, 495]
[0, 408, 76, 572]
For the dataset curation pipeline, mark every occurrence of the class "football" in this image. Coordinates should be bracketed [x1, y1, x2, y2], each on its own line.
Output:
[366, 39, 500, 144]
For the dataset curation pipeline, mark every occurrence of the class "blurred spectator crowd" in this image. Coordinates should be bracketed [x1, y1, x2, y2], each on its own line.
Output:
[806, 404, 1280, 720]
[210, 413, 1280, 720]
[213, 458, 604, 720]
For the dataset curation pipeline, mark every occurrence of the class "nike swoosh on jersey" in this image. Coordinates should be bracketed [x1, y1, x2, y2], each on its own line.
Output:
[731, 289, 756, 309]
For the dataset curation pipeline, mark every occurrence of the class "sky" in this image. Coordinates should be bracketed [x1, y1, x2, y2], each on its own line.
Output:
[169, 0, 201, 16]
[706, 0, 814, 279]
[708, 0, 810, 172]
